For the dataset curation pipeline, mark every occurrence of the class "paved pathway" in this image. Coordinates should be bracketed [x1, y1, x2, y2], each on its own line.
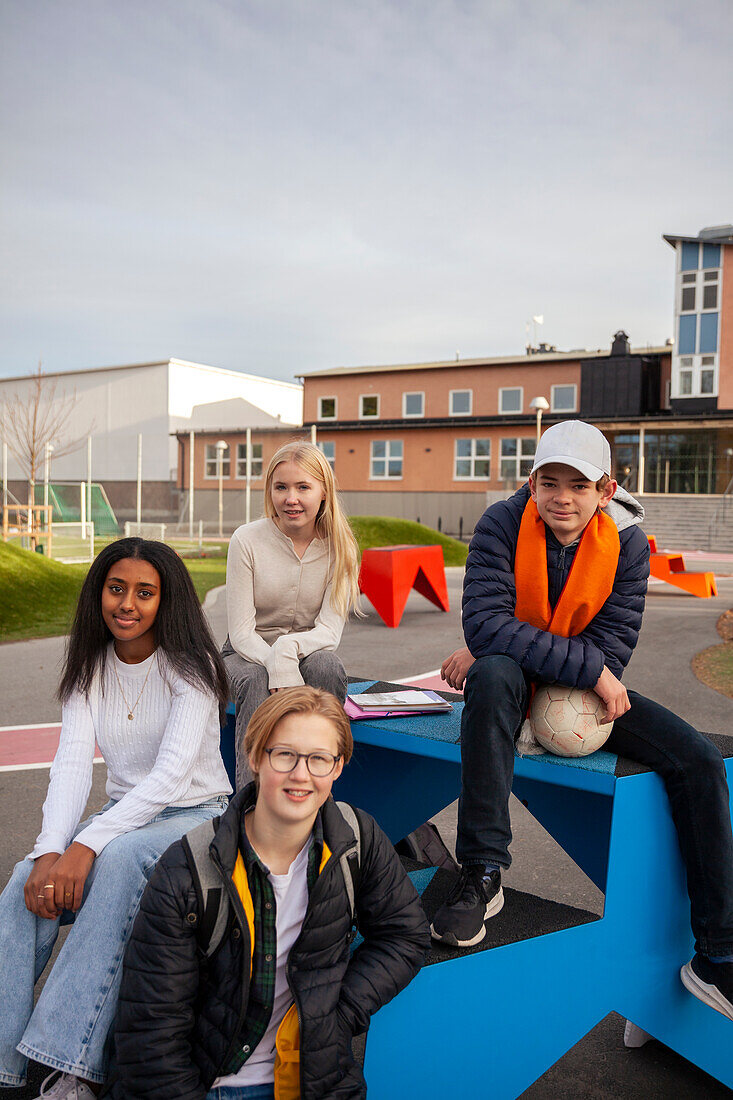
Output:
[1, 571, 731, 1098]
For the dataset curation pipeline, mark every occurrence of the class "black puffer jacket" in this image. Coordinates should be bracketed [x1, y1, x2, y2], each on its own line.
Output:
[463, 483, 650, 687]
[112, 787, 429, 1099]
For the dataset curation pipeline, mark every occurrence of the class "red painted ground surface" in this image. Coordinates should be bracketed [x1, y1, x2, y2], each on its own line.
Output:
[0, 669, 462, 770]
[0, 724, 101, 770]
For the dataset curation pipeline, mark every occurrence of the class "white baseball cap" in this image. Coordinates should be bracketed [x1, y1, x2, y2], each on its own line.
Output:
[530, 420, 612, 482]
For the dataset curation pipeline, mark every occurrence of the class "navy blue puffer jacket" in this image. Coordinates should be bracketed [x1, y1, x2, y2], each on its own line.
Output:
[463, 484, 650, 689]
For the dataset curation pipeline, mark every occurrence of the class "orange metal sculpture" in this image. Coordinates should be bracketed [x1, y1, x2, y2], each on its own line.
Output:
[647, 536, 717, 598]
[358, 544, 450, 627]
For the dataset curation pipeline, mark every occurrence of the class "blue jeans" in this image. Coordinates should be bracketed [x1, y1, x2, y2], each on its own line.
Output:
[206, 1087, 274, 1099]
[457, 654, 733, 956]
[0, 796, 228, 1087]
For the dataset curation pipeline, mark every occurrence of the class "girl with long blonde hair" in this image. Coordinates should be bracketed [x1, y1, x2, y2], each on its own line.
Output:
[222, 441, 361, 788]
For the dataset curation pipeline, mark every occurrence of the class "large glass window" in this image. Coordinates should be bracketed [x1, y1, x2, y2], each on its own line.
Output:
[370, 439, 402, 479]
[610, 432, 640, 490]
[205, 443, 230, 479]
[500, 437, 535, 481]
[609, 429, 733, 494]
[643, 430, 721, 494]
[454, 439, 490, 480]
[236, 442, 263, 478]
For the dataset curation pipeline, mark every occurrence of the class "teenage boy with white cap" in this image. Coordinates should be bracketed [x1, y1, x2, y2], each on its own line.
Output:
[433, 420, 733, 1020]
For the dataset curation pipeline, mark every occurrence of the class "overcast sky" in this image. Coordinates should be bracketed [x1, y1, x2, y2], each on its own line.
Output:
[1, 0, 731, 383]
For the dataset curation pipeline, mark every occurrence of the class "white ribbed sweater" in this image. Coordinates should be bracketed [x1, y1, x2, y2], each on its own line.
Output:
[226, 518, 346, 688]
[31, 645, 231, 859]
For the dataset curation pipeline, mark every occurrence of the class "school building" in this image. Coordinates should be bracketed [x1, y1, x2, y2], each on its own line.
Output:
[175, 225, 733, 545]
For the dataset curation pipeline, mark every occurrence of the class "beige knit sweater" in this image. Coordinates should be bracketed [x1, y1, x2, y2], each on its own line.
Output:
[226, 518, 346, 688]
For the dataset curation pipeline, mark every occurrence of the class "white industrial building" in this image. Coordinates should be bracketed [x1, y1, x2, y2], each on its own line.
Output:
[1, 359, 302, 520]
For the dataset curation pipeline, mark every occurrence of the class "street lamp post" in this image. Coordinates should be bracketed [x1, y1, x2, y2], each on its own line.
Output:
[44, 443, 54, 528]
[215, 440, 227, 539]
[529, 395, 550, 446]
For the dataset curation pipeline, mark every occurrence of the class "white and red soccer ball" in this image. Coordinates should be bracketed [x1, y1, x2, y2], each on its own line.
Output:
[529, 685, 613, 757]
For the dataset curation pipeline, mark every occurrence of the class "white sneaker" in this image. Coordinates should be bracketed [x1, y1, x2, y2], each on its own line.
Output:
[36, 1071, 97, 1099]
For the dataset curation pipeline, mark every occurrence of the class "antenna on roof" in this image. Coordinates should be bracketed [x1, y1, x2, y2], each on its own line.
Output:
[455, 351, 460, 361]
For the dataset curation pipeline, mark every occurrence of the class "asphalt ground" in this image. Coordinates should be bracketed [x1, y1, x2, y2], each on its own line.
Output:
[1, 568, 732, 1098]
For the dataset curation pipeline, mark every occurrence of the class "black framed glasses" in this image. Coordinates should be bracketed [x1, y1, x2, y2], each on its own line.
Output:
[264, 747, 341, 778]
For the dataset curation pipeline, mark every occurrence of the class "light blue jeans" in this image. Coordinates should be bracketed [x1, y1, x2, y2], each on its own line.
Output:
[206, 1087, 275, 1099]
[0, 796, 228, 1087]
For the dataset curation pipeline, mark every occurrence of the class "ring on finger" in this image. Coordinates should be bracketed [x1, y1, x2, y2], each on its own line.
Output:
[43, 883, 55, 890]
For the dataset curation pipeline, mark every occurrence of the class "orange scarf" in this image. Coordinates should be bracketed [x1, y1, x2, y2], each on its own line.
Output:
[514, 498, 620, 637]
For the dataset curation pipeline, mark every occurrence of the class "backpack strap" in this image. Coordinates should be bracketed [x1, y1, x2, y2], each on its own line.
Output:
[184, 804, 362, 955]
[335, 801, 361, 929]
[182, 817, 230, 958]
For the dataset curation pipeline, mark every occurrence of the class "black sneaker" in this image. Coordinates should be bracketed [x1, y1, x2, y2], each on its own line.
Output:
[680, 953, 733, 1021]
[430, 864, 504, 947]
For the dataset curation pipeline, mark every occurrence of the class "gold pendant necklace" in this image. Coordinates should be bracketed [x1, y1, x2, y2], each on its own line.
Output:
[113, 655, 154, 720]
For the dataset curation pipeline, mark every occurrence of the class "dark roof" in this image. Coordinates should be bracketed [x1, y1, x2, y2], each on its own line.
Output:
[663, 224, 733, 247]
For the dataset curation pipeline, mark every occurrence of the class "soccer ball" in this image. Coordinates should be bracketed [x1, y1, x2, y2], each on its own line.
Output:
[529, 685, 613, 757]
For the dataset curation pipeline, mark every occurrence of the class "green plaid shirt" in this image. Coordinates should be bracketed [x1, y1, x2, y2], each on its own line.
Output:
[224, 812, 324, 1076]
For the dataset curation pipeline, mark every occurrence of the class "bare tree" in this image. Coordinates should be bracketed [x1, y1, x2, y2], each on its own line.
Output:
[2, 362, 92, 529]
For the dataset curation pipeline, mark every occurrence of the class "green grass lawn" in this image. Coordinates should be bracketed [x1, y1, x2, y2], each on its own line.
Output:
[0, 542, 227, 643]
[349, 516, 468, 566]
[0, 541, 87, 642]
[0, 517, 465, 642]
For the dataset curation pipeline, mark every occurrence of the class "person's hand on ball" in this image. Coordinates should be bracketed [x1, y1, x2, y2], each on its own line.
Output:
[594, 666, 630, 723]
[441, 647, 475, 691]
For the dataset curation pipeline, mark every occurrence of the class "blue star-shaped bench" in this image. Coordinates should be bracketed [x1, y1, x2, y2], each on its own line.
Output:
[334, 681, 733, 1097]
[222, 687, 733, 1095]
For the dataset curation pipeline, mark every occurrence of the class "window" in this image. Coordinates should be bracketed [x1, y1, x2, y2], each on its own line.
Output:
[500, 438, 535, 481]
[450, 390, 472, 416]
[370, 439, 402, 479]
[403, 392, 424, 417]
[317, 440, 335, 469]
[680, 242, 699, 270]
[674, 354, 718, 398]
[699, 312, 718, 354]
[360, 394, 380, 419]
[681, 284, 696, 312]
[236, 443, 263, 479]
[205, 443, 230, 479]
[499, 387, 523, 415]
[700, 356, 716, 395]
[703, 284, 718, 310]
[678, 315, 697, 355]
[703, 271, 719, 310]
[551, 384, 577, 413]
[454, 439, 490, 480]
[318, 396, 337, 420]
